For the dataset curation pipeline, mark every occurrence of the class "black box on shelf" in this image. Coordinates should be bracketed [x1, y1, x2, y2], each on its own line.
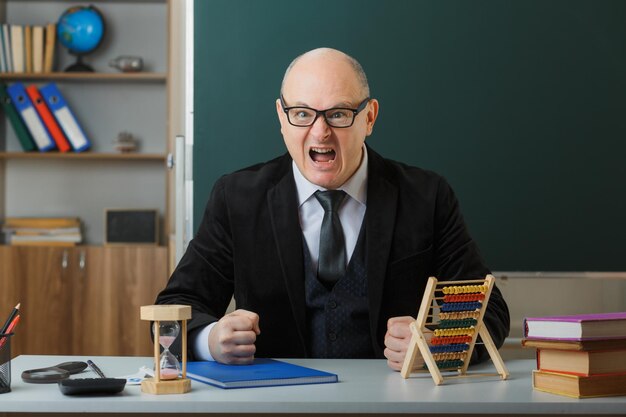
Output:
[104, 209, 158, 245]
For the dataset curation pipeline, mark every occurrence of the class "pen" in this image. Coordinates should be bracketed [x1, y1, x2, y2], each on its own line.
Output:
[87, 359, 106, 378]
[0, 303, 20, 335]
[0, 314, 20, 349]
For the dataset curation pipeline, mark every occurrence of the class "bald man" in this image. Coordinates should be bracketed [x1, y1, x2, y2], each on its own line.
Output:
[156, 48, 510, 370]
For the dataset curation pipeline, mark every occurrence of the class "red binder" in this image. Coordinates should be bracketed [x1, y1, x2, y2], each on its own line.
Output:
[25, 85, 71, 152]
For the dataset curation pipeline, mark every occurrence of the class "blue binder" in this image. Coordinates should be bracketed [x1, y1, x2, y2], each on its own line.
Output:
[6, 82, 55, 152]
[39, 83, 91, 152]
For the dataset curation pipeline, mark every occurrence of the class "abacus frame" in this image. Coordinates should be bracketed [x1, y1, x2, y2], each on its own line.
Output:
[400, 275, 509, 385]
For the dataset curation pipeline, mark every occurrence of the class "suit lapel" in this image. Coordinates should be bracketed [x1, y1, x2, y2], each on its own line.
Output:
[365, 149, 398, 352]
[267, 170, 308, 352]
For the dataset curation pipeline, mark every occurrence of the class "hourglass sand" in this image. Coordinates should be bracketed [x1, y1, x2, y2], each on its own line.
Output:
[140, 305, 192, 394]
[157, 321, 181, 380]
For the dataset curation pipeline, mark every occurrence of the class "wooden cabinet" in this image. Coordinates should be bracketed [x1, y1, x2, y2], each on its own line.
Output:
[0, 245, 168, 357]
[74, 246, 169, 356]
[14, 246, 73, 356]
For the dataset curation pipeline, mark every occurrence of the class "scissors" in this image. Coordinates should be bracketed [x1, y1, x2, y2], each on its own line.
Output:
[22, 361, 88, 384]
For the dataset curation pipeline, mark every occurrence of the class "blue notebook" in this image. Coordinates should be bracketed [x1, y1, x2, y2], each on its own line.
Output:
[186, 359, 338, 389]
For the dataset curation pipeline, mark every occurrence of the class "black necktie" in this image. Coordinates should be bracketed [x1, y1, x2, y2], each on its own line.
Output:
[314, 190, 347, 288]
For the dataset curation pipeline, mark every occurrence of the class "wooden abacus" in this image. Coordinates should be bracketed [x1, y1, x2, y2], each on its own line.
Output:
[400, 275, 508, 385]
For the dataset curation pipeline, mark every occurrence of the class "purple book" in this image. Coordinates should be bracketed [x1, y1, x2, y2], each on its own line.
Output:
[524, 312, 626, 341]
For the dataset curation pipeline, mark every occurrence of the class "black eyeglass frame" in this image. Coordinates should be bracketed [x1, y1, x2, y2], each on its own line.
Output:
[280, 95, 370, 128]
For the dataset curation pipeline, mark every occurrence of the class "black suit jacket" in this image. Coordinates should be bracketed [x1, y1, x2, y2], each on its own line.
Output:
[156, 146, 510, 361]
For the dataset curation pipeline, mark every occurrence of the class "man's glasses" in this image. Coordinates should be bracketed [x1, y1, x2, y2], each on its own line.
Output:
[280, 96, 370, 128]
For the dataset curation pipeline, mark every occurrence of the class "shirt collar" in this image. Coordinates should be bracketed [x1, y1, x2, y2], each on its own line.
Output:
[292, 145, 368, 207]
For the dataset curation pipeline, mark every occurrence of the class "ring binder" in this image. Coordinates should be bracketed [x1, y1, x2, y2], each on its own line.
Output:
[6, 82, 55, 152]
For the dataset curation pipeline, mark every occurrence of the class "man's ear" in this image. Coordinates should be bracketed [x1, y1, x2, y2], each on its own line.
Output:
[365, 99, 379, 136]
[276, 98, 286, 133]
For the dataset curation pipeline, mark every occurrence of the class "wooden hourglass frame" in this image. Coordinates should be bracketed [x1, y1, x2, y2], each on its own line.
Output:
[400, 275, 509, 385]
[140, 305, 192, 394]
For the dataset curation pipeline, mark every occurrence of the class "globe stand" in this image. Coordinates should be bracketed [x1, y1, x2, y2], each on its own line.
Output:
[65, 53, 94, 72]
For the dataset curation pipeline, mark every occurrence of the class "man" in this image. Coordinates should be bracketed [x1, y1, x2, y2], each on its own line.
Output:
[156, 48, 510, 370]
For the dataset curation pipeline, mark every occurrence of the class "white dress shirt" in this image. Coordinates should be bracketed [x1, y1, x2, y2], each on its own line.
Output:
[294, 146, 368, 271]
[192, 146, 369, 361]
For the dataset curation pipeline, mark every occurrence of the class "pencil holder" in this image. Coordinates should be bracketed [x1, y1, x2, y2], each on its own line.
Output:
[0, 333, 13, 394]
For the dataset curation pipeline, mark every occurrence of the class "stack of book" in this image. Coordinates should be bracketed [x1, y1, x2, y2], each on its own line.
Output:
[523, 312, 626, 398]
[2, 217, 82, 246]
[0, 23, 56, 74]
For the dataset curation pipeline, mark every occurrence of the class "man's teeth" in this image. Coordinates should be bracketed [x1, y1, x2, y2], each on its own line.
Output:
[311, 148, 333, 153]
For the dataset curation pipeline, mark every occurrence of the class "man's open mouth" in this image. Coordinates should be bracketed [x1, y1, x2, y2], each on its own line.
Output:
[310, 147, 336, 163]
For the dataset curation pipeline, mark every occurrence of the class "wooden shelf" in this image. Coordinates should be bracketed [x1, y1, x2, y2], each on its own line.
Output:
[0, 152, 167, 161]
[0, 72, 166, 82]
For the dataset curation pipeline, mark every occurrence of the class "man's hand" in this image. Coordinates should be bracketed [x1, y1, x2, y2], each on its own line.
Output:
[208, 309, 261, 365]
[384, 316, 425, 371]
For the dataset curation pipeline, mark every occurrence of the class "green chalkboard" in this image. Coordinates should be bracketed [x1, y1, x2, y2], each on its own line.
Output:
[194, 0, 626, 271]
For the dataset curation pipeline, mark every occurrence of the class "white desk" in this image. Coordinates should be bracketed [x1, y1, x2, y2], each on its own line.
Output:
[1, 355, 626, 416]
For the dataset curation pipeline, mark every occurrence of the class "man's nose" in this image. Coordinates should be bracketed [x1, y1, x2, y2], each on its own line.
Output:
[310, 113, 331, 138]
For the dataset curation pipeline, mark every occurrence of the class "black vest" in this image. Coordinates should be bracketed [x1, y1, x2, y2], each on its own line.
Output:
[303, 224, 374, 358]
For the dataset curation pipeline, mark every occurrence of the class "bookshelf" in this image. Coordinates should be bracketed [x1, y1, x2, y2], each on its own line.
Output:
[0, 0, 171, 245]
[0, 0, 184, 357]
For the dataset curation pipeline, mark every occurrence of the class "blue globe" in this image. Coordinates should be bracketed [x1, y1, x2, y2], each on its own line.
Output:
[57, 6, 105, 54]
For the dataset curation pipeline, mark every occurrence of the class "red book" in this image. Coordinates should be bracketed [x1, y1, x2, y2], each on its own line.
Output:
[25, 85, 71, 152]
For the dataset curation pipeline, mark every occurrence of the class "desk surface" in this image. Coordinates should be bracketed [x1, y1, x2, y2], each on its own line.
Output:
[2, 355, 626, 415]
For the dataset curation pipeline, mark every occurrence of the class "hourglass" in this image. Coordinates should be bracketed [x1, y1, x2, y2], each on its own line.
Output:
[156, 321, 180, 380]
[140, 305, 192, 394]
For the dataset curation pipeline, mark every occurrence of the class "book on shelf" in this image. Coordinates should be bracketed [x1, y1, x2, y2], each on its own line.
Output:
[39, 83, 91, 152]
[32, 26, 44, 73]
[2, 24, 13, 73]
[532, 370, 626, 398]
[0, 82, 37, 151]
[10, 240, 78, 247]
[524, 312, 626, 341]
[24, 25, 32, 73]
[10, 233, 81, 245]
[26, 84, 71, 152]
[187, 358, 338, 389]
[10, 227, 81, 236]
[0, 23, 47, 74]
[43, 23, 55, 73]
[6, 82, 55, 151]
[10, 25, 23, 73]
[0, 26, 6, 73]
[2, 217, 82, 246]
[3, 217, 80, 229]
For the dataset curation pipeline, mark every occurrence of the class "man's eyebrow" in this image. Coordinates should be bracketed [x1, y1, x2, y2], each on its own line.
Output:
[291, 101, 356, 109]
[330, 102, 354, 108]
